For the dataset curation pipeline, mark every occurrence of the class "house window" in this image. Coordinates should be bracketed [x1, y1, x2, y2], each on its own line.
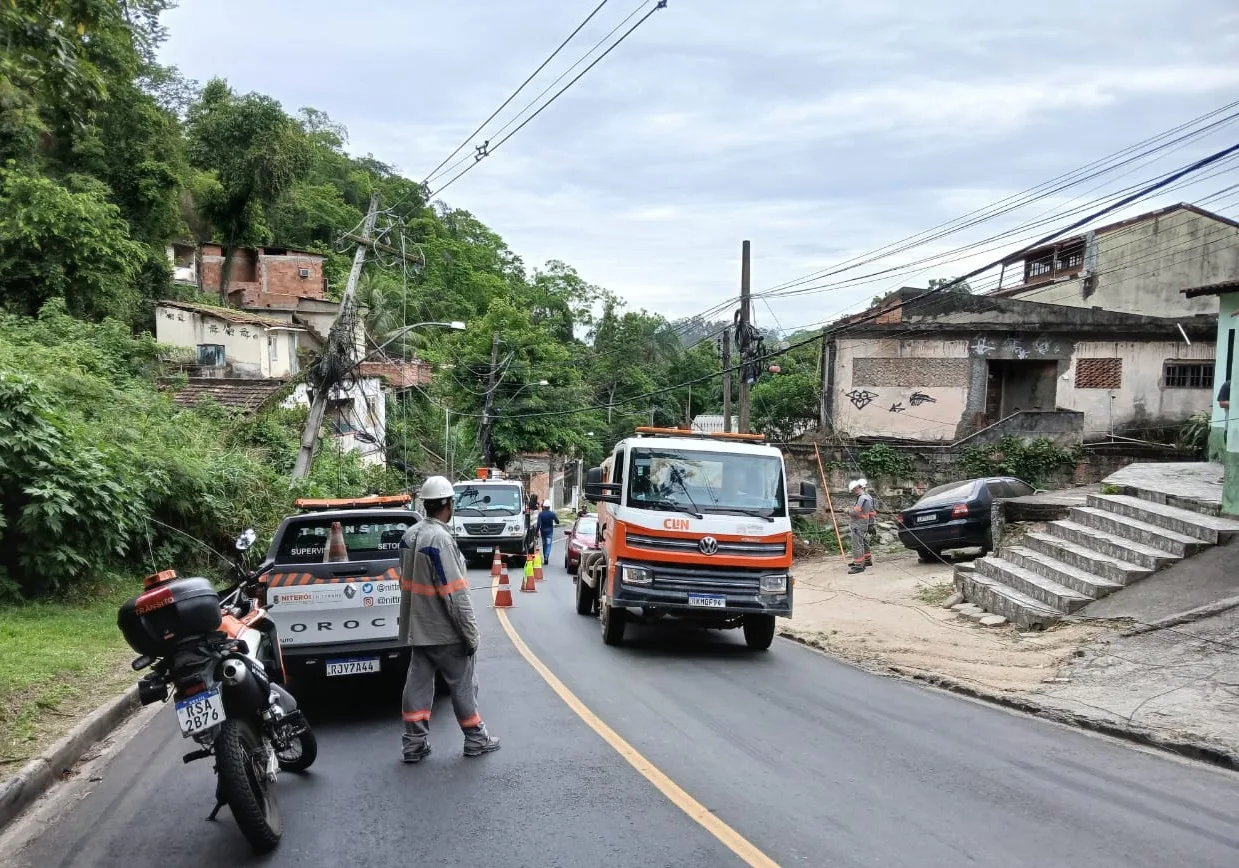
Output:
[268, 336, 278, 363]
[1075, 358, 1122, 389]
[1027, 256, 1053, 279]
[1056, 243, 1084, 270]
[1163, 362, 1214, 389]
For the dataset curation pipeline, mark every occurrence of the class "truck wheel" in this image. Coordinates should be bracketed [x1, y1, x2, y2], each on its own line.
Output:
[600, 600, 626, 646]
[742, 615, 776, 651]
[575, 570, 596, 615]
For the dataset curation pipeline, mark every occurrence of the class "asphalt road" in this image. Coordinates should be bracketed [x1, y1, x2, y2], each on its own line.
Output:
[9, 558, 1239, 868]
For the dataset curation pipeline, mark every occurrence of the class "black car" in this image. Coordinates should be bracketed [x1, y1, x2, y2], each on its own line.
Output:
[896, 476, 1035, 561]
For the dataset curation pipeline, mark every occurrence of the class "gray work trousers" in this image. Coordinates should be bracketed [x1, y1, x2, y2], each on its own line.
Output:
[401, 643, 491, 753]
[850, 524, 872, 565]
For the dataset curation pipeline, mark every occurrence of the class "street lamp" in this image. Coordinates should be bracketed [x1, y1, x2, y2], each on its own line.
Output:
[372, 320, 466, 356]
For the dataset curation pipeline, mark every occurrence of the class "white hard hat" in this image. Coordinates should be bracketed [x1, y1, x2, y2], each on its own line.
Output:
[419, 476, 455, 501]
[849, 478, 867, 490]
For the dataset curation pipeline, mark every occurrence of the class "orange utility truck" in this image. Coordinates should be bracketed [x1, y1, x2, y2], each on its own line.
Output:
[574, 427, 817, 649]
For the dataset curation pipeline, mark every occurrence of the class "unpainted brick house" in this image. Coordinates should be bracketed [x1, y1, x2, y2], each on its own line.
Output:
[823, 290, 1216, 444]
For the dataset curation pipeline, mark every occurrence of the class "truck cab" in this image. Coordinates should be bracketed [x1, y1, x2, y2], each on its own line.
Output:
[576, 427, 817, 650]
[450, 470, 534, 564]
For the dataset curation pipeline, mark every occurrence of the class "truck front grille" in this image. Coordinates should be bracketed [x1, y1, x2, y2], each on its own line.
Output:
[648, 564, 762, 595]
[464, 523, 507, 536]
[625, 532, 786, 557]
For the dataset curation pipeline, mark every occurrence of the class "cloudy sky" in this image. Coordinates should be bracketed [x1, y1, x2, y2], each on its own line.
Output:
[159, 0, 1239, 333]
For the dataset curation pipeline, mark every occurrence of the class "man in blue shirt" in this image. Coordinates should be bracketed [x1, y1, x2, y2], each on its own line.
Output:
[536, 502, 560, 558]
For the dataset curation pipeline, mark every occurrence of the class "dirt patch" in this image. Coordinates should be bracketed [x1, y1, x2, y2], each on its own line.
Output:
[786, 551, 1113, 696]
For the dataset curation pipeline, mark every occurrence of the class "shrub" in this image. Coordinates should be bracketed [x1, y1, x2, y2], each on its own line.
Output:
[958, 436, 1079, 488]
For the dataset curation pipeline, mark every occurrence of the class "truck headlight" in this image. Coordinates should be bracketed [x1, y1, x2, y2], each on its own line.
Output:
[759, 574, 788, 594]
[621, 565, 653, 586]
[506, 521, 522, 534]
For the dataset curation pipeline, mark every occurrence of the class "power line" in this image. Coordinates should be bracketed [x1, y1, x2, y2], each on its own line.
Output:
[429, 0, 669, 198]
[422, 0, 613, 186]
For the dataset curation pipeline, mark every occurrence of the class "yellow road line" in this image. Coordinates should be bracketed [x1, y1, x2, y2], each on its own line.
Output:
[491, 576, 780, 868]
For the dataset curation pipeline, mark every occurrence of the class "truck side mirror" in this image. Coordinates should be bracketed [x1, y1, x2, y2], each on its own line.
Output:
[584, 466, 621, 504]
[789, 480, 818, 516]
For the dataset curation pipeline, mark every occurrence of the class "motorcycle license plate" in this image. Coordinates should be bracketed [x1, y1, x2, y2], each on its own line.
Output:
[688, 594, 726, 608]
[326, 656, 381, 677]
[175, 687, 225, 737]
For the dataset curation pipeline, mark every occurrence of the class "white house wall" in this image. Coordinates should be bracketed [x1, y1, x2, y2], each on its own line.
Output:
[286, 378, 387, 466]
[834, 337, 971, 440]
[155, 306, 289, 377]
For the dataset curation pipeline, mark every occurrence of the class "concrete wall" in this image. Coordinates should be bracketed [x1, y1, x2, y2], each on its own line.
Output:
[1007, 210, 1235, 316]
[286, 377, 386, 466]
[834, 337, 971, 441]
[834, 330, 1214, 443]
[155, 306, 299, 379]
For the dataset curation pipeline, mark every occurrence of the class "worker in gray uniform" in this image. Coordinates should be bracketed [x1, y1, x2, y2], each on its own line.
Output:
[397, 475, 501, 763]
[848, 478, 876, 574]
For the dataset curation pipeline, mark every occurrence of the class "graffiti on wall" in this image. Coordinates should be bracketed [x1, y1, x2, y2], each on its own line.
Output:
[845, 389, 879, 410]
[971, 334, 1065, 358]
[909, 392, 936, 407]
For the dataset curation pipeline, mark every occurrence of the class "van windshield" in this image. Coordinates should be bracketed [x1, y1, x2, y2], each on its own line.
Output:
[626, 448, 785, 518]
[454, 484, 522, 517]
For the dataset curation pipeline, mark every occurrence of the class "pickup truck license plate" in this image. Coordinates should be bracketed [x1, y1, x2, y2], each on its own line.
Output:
[916, 514, 938, 524]
[326, 656, 381, 677]
[688, 594, 726, 608]
[175, 686, 225, 736]
[475, 546, 493, 554]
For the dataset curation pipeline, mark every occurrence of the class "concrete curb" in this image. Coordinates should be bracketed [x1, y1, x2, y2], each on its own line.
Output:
[779, 630, 1239, 772]
[0, 686, 139, 831]
[1117, 594, 1239, 636]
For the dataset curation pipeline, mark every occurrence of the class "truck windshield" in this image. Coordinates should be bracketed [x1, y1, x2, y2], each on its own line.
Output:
[275, 517, 414, 564]
[454, 484, 522, 517]
[627, 448, 785, 518]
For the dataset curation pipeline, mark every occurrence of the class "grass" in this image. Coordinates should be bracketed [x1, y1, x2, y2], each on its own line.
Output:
[0, 577, 137, 777]
[912, 581, 956, 608]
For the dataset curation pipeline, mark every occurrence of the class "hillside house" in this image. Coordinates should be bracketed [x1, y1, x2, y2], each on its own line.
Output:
[987, 203, 1239, 318]
[155, 301, 304, 379]
[823, 290, 1216, 444]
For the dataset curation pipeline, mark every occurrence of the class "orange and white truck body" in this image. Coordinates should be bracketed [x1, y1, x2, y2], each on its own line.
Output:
[579, 428, 817, 637]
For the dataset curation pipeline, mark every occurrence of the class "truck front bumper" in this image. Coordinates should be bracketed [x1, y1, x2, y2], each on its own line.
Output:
[608, 561, 792, 618]
[456, 535, 528, 560]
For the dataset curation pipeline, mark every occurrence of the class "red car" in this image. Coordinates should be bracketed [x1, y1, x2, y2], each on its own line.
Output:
[563, 514, 598, 571]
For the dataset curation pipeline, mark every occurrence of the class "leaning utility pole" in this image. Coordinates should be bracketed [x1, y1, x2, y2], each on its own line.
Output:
[737, 239, 752, 434]
[291, 192, 380, 480]
[721, 325, 732, 432]
[478, 332, 502, 467]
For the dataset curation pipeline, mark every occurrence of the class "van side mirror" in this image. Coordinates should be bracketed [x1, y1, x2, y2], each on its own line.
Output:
[789, 480, 818, 516]
[584, 466, 621, 504]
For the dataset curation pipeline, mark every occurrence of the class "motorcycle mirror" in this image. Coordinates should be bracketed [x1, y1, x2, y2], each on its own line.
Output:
[235, 528, 257, 551]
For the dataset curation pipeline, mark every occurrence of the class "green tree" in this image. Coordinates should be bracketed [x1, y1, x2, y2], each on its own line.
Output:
[750, 373, 818, 442]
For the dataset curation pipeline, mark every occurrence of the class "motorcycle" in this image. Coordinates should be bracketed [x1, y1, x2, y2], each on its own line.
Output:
[117, 528, 317, 854]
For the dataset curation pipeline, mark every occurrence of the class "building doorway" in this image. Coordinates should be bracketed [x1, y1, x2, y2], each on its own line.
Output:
[984, 360, 1058, 423]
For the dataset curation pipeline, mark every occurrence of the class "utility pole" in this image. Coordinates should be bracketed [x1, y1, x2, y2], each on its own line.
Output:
[479, 332, 502, 467]
[721, 325, 732, 432]
[292, 192, 379, 481]
[738, 239, 752, 434]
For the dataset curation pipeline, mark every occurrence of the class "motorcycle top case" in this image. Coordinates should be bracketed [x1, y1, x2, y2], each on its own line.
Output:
[118, 576, 222, 657]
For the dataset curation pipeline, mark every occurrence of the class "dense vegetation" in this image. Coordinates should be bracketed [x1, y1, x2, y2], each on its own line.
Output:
[0, 3, 819, 599]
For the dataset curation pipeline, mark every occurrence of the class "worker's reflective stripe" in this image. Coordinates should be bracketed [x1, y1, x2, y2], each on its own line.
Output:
[403, 709, 431, 722]
[401, 581, 440, 597]
[439, 577, 469, 595]
[458, 713, 482, 729]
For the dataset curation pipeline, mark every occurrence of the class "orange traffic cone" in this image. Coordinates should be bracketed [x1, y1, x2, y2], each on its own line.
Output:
[490, 548, 503, 577]
[520, 556, 537, 593]
[494, 568, 514, 608]
[533, 549, 544, 581]
[323, 521, 348, 562]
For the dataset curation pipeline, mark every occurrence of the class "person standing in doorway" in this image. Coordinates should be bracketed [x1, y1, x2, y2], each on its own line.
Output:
[848, 478, 876, 574]
[397, 476, 501, 763]
[537, 502, 560, 559]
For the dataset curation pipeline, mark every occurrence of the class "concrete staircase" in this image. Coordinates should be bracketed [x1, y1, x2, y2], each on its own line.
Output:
[956, 490, 1239, 629]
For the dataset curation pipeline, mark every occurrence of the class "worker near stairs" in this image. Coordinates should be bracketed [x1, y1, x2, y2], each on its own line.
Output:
[397, 475, 501, 763]
[537, 502, 560, 558]
[848, 478, 876, 574]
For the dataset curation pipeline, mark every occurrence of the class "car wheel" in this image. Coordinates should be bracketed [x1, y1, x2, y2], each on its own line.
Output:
[981, 527, 994, 556]
[917, 548, 939, 563]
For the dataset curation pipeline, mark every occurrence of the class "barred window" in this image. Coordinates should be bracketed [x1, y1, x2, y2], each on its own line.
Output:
[1075, 358, 1122, 389]
[1163, 362, 1214, 389]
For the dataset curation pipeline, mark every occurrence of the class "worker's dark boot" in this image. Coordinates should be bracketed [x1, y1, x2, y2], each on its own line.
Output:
[848, 564, 865, 574]
[402, 743, 432, 764]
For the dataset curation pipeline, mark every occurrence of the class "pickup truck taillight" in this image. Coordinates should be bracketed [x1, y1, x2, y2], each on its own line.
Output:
[951, 503, 969, 518]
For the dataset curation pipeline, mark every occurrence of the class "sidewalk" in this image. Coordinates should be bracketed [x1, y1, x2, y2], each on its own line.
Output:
[784, 550, 1239, 764]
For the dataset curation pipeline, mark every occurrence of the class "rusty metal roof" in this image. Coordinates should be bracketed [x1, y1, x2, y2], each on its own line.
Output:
[157, 300, 298, 329]
[1182, 278, 1239, 298]
[170, 378, 288, 413]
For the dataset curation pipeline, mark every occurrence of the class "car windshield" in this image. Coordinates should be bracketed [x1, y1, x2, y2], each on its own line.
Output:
[454, 484, 522, 516]
[626, 447, 785, 517]
[275, 517, 413, 564]
[575, 517, 598, 537]
[912, 481, 978, 509]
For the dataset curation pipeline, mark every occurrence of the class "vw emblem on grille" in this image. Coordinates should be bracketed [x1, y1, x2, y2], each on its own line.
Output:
[698, 536, 719, 555]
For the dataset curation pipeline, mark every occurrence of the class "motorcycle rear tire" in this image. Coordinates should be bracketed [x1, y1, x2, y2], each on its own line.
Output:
[216, 718, 283, 854]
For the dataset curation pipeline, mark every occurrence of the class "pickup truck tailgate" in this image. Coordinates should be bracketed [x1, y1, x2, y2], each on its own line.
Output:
[265, 562, 402, 647]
